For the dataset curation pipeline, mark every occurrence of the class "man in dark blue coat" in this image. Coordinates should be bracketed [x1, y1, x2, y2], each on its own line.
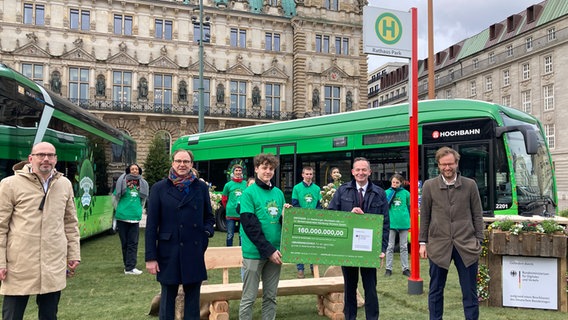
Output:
[328, 157, 389, 320]
[145, 149, 215, 320]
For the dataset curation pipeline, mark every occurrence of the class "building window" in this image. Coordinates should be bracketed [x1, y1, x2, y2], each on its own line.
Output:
[265, 33, 281, 51]
[68, 67, 89, 102]
[112, 71, 132, 104]
[265, 83, 281, 117]
[548, 27, 556, 41]
[502, 95, 511, 107]
[335, 37, 349, 55]
[448, 68, 454, 81]
[230, 80, 247, 116]
[192, 77, 211, 113]
[268, 0, 278, 5]
[525, 37, 533, 51]
[24, 3, 44, 25]
[543, 84, 554, 111]
[544, 55, 553, 74]
[470, 81, 476, 97]
[316, 34, 330, 53]
[155, 130, 171, 156]
[154, 74, 173, 108]
[324, 86, 340, 114]
[446, 89, 452, 99]
[506, 45, 513, 57]
[502, 69, 510, 86]
[521, 90, 531, 113]
[473, 58, 479, 69]
[522, 63, 530, 80]
[545, 124, 555, 149]
[325, 0, 339, 11]
[489, 52, 495, 64]
[155, 19, 173, 40]
[114, 15, 133, 35]
[193, 23, 211, 43]
[230, 28, 247, 48]
[485, 75, 492, 92]
[21, 63, 43, 84]
[70, 9, 90, 30]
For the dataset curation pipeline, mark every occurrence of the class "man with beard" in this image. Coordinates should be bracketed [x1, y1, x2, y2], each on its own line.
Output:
[0, 142, 81, 319]
[419, 146, 484, 320]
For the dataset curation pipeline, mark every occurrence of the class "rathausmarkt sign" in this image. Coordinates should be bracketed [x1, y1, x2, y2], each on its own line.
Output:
[363, 7, 412, 58]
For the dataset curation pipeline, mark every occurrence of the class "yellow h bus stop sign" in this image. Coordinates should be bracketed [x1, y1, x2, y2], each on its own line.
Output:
[363, 6, 412, 58]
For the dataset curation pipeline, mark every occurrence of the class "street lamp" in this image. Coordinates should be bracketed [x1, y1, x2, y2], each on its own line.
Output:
[191, 0, 210, 133]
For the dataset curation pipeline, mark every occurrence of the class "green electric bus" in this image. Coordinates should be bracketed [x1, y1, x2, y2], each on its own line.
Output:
[172, 99, 556, 229]
[0, 63, 136, 239]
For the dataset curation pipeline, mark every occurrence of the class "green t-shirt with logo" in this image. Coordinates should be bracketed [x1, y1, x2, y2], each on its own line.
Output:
[222, 179, 247, 218]
[115, 186, 143, 221]
[239, 183, 286, 259]
[292, 181, 321, 209]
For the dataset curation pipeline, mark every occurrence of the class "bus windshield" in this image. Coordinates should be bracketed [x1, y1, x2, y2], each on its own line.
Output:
[502, 115, 555, 215]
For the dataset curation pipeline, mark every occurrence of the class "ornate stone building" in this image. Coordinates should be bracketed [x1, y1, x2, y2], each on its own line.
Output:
[0, 0, 369, 171]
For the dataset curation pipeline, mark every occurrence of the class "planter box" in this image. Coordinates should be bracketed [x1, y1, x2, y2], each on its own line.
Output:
[489, 230, 567, 258]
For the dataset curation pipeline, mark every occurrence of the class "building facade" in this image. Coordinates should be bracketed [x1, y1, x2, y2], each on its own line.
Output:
[0, 0, 369, 178]
[369, 0, 568, 206]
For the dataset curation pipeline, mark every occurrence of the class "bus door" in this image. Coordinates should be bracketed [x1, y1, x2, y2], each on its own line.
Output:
[261, 143, 297, 196]
[423, 142, 493, 215]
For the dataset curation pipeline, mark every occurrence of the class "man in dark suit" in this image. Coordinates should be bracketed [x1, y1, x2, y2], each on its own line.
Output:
[328, 157, 389, 320]
[145, 149, 215, 320]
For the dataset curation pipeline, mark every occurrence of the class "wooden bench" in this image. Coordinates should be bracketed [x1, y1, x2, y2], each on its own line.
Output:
[202, 246, 345, 320]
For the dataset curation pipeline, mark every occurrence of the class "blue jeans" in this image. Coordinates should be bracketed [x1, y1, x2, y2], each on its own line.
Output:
[226, 219, 240, 246]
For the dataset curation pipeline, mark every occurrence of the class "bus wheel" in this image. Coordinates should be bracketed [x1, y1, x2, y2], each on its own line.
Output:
[215, 206, 227, 232]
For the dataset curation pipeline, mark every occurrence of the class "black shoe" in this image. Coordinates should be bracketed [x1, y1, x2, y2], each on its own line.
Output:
[402, 269, 411, 277]
[384, 269, 392, 277]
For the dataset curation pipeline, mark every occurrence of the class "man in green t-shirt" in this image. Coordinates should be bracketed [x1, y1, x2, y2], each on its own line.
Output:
[222, 164, 247, 246]
[291, 166, 322, 278]
[238, 153, 291, 320]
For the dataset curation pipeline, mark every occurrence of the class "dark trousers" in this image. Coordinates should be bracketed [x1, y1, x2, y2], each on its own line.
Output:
[159, 283, 201, 320]
[428, 246, 479, 320]
[2, 291, 61, 320]
[117, 220, 140, 271]
[342, 266, 379, 320]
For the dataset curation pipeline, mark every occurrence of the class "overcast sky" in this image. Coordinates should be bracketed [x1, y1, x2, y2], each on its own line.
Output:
[366, 0, 542, 71]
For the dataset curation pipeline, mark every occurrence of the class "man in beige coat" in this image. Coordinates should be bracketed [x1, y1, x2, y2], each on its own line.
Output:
[0, 142, 81, 319]
[419, 147, 484, 320]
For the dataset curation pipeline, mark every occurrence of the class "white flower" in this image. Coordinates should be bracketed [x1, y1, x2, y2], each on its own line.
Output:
[320, 183, 337, 209]
[209, 185, 222, 211]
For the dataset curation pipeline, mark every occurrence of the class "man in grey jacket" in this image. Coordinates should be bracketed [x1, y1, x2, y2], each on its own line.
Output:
[419, 146, 484, 320]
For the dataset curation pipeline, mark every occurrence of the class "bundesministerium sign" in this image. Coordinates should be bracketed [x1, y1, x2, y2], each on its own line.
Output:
[281, 208, 383, 268]
[363, 6, 411, 58]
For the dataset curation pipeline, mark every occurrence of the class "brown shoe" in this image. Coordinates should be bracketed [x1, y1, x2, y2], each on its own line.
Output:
[297, 270, 305, 279]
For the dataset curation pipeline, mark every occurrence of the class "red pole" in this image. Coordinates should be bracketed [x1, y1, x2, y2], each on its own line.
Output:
[408, 7, 423, 295]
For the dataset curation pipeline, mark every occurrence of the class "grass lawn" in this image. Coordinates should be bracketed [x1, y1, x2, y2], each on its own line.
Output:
[2, 227, 566, 319]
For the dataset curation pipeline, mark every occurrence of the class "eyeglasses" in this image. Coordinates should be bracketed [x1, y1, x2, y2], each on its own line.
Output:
[438, 162, 456, 168]
[31, 153, 57, 159]
[173, 159, 192, 165]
